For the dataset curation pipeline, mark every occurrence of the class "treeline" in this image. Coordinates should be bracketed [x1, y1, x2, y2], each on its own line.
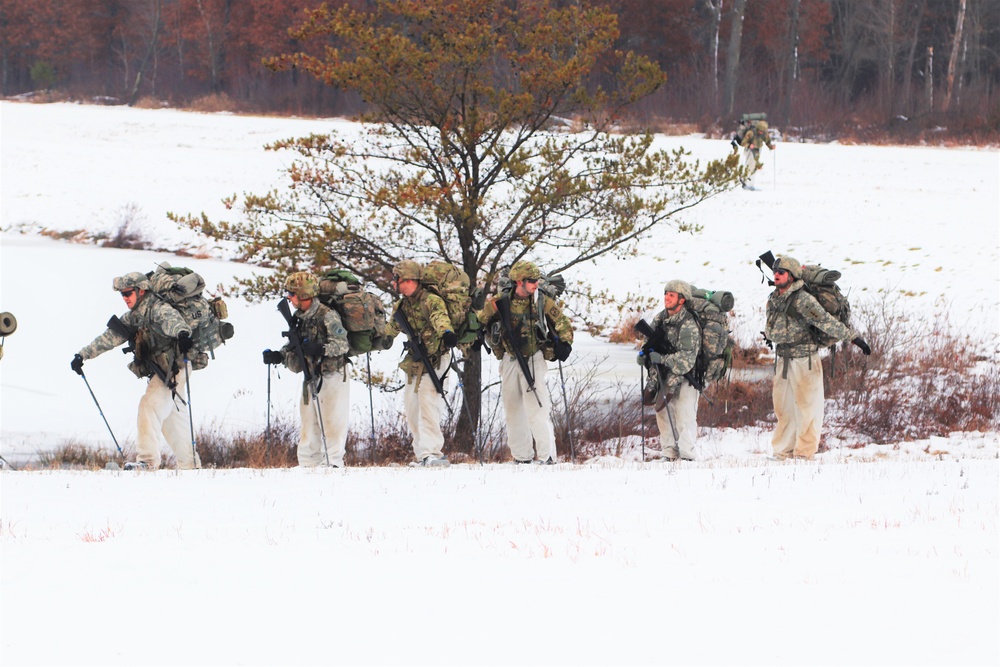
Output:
[2, 0, 997, 136]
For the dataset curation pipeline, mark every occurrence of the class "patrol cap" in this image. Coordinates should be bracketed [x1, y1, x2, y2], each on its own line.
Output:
[112, 272, 151, 292]
[508, 260, 541, 281]
[663, 279, 692, 302]
[393, 260, 423, 281]
[772, 256, 802, 279]
[284, 271, 319, 299]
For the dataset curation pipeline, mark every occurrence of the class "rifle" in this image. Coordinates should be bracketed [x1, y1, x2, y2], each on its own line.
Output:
[495, 293, 542, 407]
[756, 250, 776, 285]
[392, 305, 446, 398]
[634, 317, 704, 394]
[277, 297, 330, 466]
[107, 315, 170, 388]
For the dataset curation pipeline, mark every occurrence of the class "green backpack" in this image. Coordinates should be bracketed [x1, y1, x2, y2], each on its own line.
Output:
[317, 269, 388, 356]
[419, 261, 482, 346]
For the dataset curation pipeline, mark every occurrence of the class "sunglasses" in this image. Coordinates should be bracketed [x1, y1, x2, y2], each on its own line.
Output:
[773, 269, 788, 276]
[523, 278, 539, 284]
[120, 289, 136, 298]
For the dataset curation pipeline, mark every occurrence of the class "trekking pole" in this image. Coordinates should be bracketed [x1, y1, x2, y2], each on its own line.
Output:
[366, 352, 376, 465]
[265, 362, 272, 467]
[640, 364, 645, 462]
[182, 361, 197, 467]
[556, 358, 576, 464]
[78, 371, 125, 459]
[308, 377, 332, 467]
[0, 453, 18, 470]
[664, 403, 679, 447]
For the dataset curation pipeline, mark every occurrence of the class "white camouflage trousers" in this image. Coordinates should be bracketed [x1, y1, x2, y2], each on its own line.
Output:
[771, 354, 825, 459]
[403, 356, 449, 462]
[136, 361, 200, 470]
[743, 147, 761, 188]
[298, 369, 350, 467]
[500, 350, 557, 463]
[655, 380, 700, 460]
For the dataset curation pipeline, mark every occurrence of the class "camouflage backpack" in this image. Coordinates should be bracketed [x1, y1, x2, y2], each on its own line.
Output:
[687, 287, 736, 386]
[147, 263, 234, 355]
[794, 265, 852, 348]
[419, 261, 482, 346]
[317, 269, 388, 356]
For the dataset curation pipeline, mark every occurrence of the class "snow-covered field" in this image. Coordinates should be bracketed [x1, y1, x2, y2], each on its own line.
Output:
[1, 101, 998, 665]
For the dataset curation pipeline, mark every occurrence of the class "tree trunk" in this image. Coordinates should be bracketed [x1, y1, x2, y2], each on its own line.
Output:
[782, 0, 801, 126]
[942, 0, 967, 112]
[925, 45, 934, 112]
[901, 0, 926, 115]
[707, 0, 723, 111]
[721, 0, 747, 119]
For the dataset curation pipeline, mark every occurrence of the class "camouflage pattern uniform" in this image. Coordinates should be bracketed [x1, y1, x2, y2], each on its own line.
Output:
[77, 272, 197, 470]
[765, 256, 857, 460]
[738, 120, 774, 189]
[383, 261, 453, 464]
[476, 261, 574, 463]
[279, 284, 351, 468]
[644, 279, 701, 460]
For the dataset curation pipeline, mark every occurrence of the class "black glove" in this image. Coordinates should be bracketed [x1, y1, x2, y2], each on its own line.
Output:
[262, 349, 284, 365]
[852, 337, 871, 355]
[553, 340, 572, 362]
[177, 331, 194, 354]
[381, 335, 395, 351]
[71, 354, 84, 376]
[442, 330, 459, 348]
[302, 340, 324, 358]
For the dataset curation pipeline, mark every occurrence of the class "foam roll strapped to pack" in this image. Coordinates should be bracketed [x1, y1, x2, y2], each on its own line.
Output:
[690, 288, 735, 312]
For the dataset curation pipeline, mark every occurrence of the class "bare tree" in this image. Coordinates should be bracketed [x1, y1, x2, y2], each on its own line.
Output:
[942, 0, 968, 112]
[721, 0, 747, 118]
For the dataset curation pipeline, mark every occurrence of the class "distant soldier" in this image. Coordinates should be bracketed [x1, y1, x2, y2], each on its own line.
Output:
[639, 279, 701, 461]
[381, 260, 454, 467]
[71, 272, 198, 470]
[765, 256, 871, 460]
[263, 271, 351, 468]
[732, 114, 775, 190]
[477, 260, 573, 464]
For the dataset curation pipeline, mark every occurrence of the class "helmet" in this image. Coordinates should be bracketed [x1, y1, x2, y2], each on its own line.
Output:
[283, 271, 319, 299]
[663, 279, 692, 302]
[393, 260, 423, 281]
[508, 260, 541, 281]
[772, 256, 802, 279]
[112, 272, 151, 292]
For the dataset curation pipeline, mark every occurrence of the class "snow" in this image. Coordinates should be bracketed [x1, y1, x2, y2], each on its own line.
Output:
[1, 101, 999, 665]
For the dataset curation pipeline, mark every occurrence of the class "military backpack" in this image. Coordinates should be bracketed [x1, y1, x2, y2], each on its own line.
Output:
[793, 264, 852, 348]
[687, 287, 736, 387]
[420, 261, 482, 346]
[317, 269, 388, 356]
[147, 262, 234, 356]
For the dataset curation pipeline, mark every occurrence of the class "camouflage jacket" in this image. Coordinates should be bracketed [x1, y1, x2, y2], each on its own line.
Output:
[650, 306, 699, 394]
[383, 287, 452, 380]
[766, 280, 856, 358]
[740, 122, 774, 156]
[281, 299, 350, 376]
[78, 293, 191, 380]
[477, 290, 573, 361]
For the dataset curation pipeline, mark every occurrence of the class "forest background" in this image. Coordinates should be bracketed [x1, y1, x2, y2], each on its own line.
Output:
[2, 0, 998, 143]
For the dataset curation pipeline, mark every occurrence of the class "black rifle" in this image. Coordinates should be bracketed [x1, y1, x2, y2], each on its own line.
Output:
[634, 318, 679, 442]
[392, 306, 446, 398]
[756, 250, 776, 285]
[107, 315, 170, 387]
[495, 293, 542, 407]
[277, 298, 330, 466]
[634, 318, 704, 393]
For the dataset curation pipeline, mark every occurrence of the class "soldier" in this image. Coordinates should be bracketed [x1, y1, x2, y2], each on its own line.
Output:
[639, 279, 701, 461]
[262, 272, 351, 468]
[381, 260, 454, 467]
[477, 260, 573, 464]
[765, 256, 871, 460]
[71, 272, 198, 470]
[732, 116, 775, 190]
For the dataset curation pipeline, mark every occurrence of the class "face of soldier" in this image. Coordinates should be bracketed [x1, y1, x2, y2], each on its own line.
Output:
[515, 278, 538, 298]
[120, 288, 143, 310]
[773, 269, 793, 289]
[397, 278, 419, 297]
[663, 291, 684, 313]
[287, 292, 311, 310]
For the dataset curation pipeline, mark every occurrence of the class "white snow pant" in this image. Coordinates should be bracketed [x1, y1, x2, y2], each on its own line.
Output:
[743, 147, 760, 187]
[500, 351, 557, 463]
[655, 381, 700, 460]
[136, 362, 200, 470]
[771, 354, 825, 459]
[298, 369, 350, 467]
[403, 357, 449, 462]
